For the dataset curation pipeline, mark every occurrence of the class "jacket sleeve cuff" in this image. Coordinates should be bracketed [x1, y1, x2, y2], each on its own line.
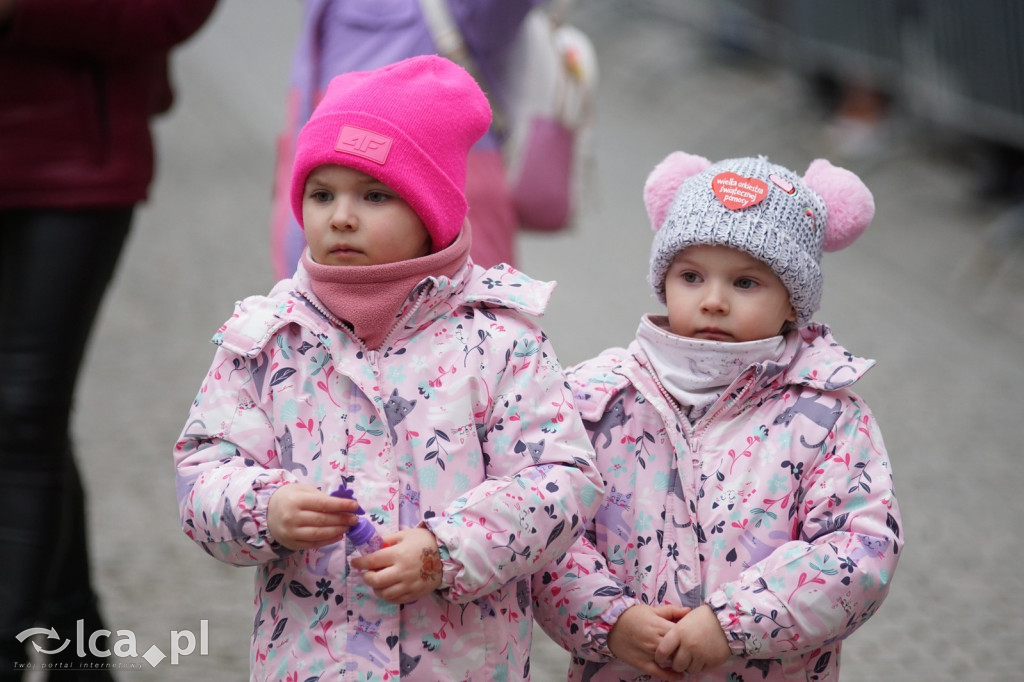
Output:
[251, 477, 296, 551]
[584, 595, 639, 661]
[707, 590, 755, 657]
[437, 541, 460, 595]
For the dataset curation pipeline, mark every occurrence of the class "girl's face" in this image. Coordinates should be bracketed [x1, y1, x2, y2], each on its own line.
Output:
[302, 164, 431, 266]
[664, 244, 796, 342]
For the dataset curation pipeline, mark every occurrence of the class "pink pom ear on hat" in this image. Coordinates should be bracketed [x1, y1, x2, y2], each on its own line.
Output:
[803, 158, 875, 251]
[643, 151, 712, 231]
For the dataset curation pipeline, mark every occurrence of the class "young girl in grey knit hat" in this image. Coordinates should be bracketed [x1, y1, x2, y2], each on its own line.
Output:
[533, 151, 903, 681]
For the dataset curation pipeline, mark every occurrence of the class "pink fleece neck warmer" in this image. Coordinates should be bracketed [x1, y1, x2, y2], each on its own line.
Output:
[303, 225, 472, 350]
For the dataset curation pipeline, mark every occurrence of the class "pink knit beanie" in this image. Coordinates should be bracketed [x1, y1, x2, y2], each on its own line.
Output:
[290, 55, 491, 251]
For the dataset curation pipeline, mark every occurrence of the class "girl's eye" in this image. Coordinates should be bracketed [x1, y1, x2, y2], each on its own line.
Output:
[310, 189, 332, 203]
[366, 190, 390, 203]
[735, 277, 758, 290]
[681, 271, 701, 284]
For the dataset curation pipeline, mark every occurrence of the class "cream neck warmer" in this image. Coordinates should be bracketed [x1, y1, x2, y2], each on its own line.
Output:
[636, 315, 787, 423]
[302, 227, 471, 350]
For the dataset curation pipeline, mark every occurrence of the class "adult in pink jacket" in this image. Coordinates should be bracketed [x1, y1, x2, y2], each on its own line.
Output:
[533, 152, 903, 681]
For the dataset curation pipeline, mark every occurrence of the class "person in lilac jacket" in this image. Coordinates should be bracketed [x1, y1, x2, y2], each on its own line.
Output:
[270, 0, 545, 279]
[175, 56, 602, 681]
[533, 151, 903, 681]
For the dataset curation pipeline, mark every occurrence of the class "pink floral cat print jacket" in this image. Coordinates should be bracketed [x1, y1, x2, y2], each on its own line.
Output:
[533, 322, 902, 681]
[174, 260, 603, 681]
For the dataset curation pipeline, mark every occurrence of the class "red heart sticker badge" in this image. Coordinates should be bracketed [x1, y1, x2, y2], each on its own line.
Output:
[711, 172, 769, 210]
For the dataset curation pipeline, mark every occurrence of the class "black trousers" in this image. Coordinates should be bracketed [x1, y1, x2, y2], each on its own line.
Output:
[0, 207, 132, 678]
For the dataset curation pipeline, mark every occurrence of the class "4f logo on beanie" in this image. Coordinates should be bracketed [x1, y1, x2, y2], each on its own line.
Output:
[335, 125, 392, 165]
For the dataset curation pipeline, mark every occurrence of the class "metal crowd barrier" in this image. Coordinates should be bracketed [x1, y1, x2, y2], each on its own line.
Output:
[773, 0, 905, 95]
[682, 0, 1024, 150]
[901, 1, 1024, 149]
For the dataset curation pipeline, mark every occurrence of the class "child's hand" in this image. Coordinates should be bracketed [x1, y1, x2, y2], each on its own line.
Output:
[607, 604, 690, 680]
[351, 527, 443, 604]
[654, 604, 731, 675]
[267, 483, 360, 550]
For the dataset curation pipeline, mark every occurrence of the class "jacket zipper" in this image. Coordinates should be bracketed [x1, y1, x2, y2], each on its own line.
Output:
[691, 372, 758, 452]
[301, 285, 431, 370]
[365, 287, 430, 370]
[642, 357, 760, 506]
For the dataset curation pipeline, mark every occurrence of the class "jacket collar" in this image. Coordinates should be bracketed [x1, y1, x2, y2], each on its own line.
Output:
[638, 323, 874, 394]
[212, 260, 555, 358]
[576, 323, 874, 420]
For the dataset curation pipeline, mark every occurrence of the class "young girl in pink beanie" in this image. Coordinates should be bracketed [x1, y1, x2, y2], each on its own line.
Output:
[173, 55, 603, 681]
[533, 151, 903, 681]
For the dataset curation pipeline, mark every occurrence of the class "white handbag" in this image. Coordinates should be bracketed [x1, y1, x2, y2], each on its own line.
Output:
[420, 0, 598, 232]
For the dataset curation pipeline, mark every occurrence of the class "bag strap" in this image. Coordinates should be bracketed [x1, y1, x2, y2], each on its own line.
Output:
[419, 0, 471, 68]
[418, 0, 507, 134]
[302, 0, 333, 121]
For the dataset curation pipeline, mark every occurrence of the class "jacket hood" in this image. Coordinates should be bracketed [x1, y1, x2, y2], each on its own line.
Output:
[212, 260, 556, 358]
[570, 323, 874, 421]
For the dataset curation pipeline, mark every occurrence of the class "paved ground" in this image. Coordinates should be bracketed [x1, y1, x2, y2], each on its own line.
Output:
[39, 1, 1024, 680]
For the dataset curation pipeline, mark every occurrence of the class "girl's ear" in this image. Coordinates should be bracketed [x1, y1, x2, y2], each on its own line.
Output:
[803, 159, 875, 251]
[644, 151, 712, 232]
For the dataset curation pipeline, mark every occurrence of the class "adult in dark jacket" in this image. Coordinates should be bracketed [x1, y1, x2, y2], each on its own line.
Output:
[0, 1, 218, 678]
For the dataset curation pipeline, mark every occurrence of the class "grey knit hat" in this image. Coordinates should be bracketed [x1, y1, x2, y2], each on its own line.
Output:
[644, 152, 875, 325]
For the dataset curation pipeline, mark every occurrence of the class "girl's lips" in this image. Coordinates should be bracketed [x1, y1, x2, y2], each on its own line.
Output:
[321, 246, 367, 265]
[327, 246, 366, 261]
[695, 328, 733, 341]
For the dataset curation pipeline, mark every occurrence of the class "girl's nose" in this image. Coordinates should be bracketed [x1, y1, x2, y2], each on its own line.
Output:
[330, 196, 358, 231]
[700, 282, 729, 314]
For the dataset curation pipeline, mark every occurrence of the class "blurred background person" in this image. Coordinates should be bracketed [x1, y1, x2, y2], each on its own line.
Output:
[269, 0, 548, 279]
[0, 2, 217, 678]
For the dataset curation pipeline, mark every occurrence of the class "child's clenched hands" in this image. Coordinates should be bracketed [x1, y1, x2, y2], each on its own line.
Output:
[268, 486, 444, 604]
[654, 604, 732, 675]
[352, 527, 443, 604]
[608, 604, 691, 680]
